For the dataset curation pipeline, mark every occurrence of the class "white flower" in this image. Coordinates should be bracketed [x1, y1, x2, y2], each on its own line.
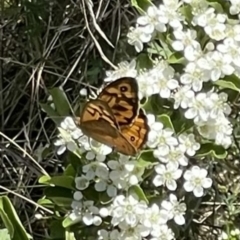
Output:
[104, 60, 137, 82]
[225, 24, 240, 42]
[150, 61, 179, 98]
[118, 221, 150, 239]
[195, 7, 226, 40]
[184, 41, 203, 62]
[137, 6, 166, 33]
[110, 194, 148, 227]
[197, 116, 233, 148]
[147, 115, 178, 154]
[108, 156, 143, 189]
[172, 29, 199, 55]
[180, 62, 210, 92]
[217, 38, 240, 68]
[185, 92, 210, 123]
[77, 135, 91, 152]
[183, 166, 213, 197]
[150, 224, 175, 239]
[54, 117, 81, 154]
[137, 71, 159, 99]
[82, 201, 102, 226]
[153, 164, 182, 191]
[82, 162, 98, 180]
[94, 163, 117, 197]
[142, 204, 169, 231]
[189, 0, 209, 24]
[229, 0, 240, 15]
[70, 200, 102, 226]
[178, 133, 200, 156]
[154, 146, 188, 169]
[75, 176, 90, 190]
[158, 0, 184, 29]
[97, 229, 120, 240]
[73, 191, 83, 201]
[89, 139, 112, 156]
[161, 194, 186, 225]
[127, 26, 152, 52]
[70, 200, 82, 222]
[208, 92, 231, 118]
[172, 85, 194, 109]
[197, 51, 234, 82]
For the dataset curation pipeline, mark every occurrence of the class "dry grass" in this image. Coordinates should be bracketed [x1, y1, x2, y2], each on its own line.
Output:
[1, 0, 240, 239]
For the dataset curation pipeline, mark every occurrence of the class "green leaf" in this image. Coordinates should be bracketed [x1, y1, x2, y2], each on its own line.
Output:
[0, 229, 11, 240]
[214, 75, 240, 92]
[168, 52, 186, 64]
[40, 103, 62, 125]
[44, 176, 75, 190]
[0, 196, 31, 240]
[64, 164, 77, 177]
[207, 1, 224, 12]
[156, 114, 175, 131]
[67, 151, 83, 172]
[63, 216, 80, 228]
[65, 231, 76, 240]
[39, 175, 51, 184]
[137, 158, 155, 168]
[180, 5, 193, 23]
[196, 143, 227, 159]
[37, 198, 53, 208]
[139, 151, 157, 164]
[49, 88, 72, 116]
[129, 185, 149, 204]
[171, 111, 194, 134]
[45, 187, 73, 208]
[136, 53, 153, 70]
[131, 0, 152, 11]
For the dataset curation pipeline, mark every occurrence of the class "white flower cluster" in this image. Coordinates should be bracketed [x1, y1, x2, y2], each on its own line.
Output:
[147, 114, 212, 198]
[124, 0, 237, 148]
[51, 0, 239, 238]
[98, 194, 178, 240]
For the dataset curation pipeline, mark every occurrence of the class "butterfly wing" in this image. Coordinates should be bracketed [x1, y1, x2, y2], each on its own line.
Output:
[98, 77, 139, 127]
[79, 99, 136, 155]
[121, 109, 149, 152]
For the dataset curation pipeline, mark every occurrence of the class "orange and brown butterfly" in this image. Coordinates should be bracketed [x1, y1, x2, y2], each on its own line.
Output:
[75, 77, 149, 156]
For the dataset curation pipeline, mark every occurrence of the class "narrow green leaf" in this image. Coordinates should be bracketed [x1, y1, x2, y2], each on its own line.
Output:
[214, 75, 240, 92]
[63, 216, 80, 228]
[0, 229, 11, 240]
[129, 185, 149, 204]
[131, 0, 152, 11]
[45, 176, 75, 190]
[64, 164, 77, 177]
[0, 196, 30, 240]
[49, 88, 72, 116]
[157, 114, 175, 131]
[40, 103, 62, 125]
[196, 143, 227, 159]
[39, 175, 51, 184]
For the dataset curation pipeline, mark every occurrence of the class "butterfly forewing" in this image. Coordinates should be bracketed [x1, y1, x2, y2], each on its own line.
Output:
[79, 99, 137, 155]
[80, 99, 119, 130]
[98, 77, 139, 127]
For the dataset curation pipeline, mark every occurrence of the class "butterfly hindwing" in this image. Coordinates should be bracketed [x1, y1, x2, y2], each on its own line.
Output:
[121, 109, 149, 150]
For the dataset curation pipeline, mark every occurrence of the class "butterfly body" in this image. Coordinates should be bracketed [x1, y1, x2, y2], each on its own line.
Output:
[77, 77, 149, 156]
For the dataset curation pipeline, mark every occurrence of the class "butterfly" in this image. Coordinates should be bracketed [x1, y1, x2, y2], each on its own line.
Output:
[76, 77, 149, 156]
